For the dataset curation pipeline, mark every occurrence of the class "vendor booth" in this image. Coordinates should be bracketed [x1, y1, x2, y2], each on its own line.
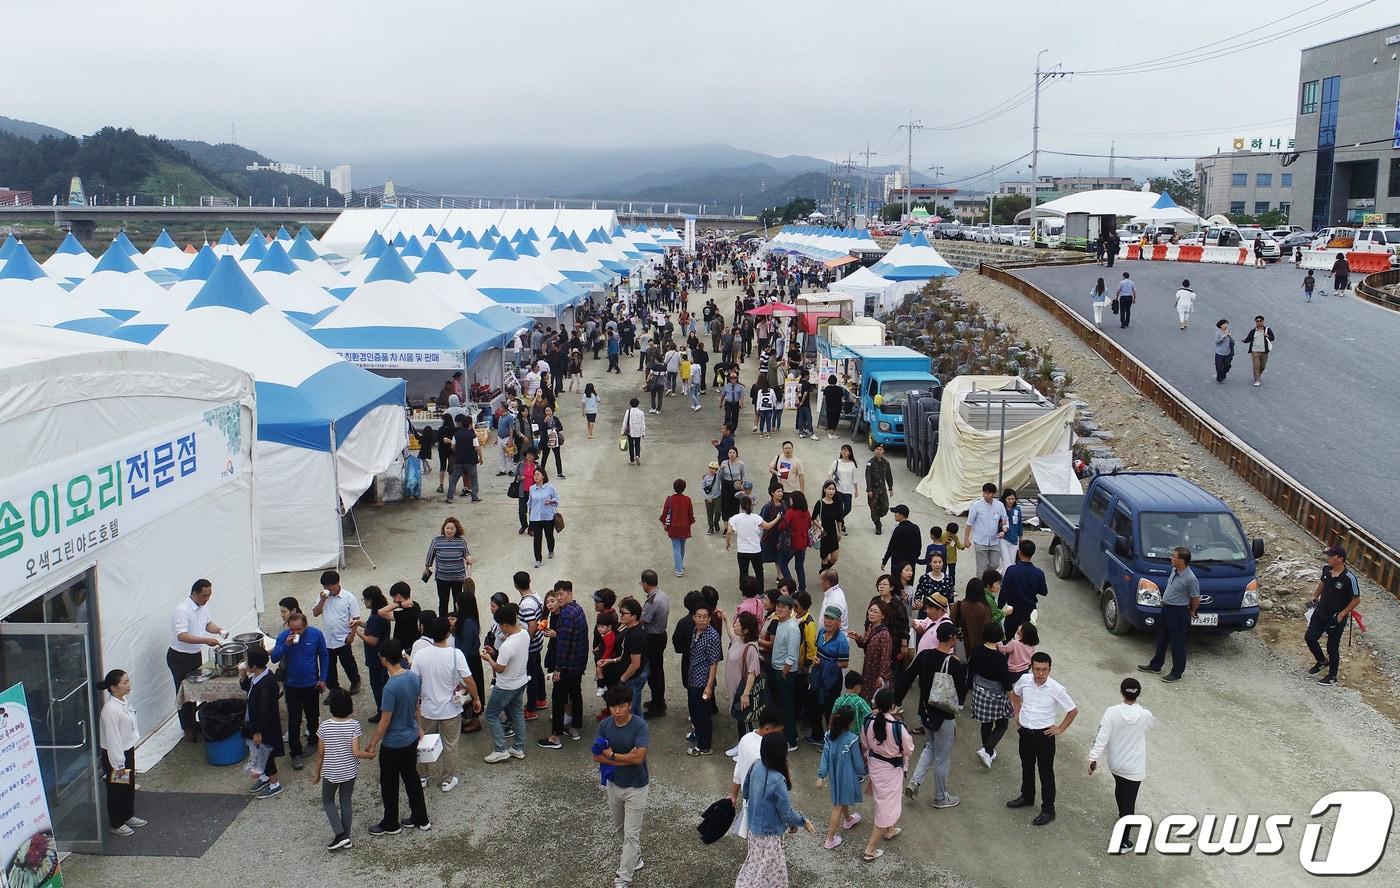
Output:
[0, 322, 261, 851]
[150, 257, 406, 573]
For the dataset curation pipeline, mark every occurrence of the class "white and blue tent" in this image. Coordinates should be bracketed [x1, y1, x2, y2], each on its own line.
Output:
[165, 244, 221, 304]
[109, 246, 222, 344]
[0, 244, 120, 335]
[211, 227, 241, 257]
[309, 249, 503, 398]
[150, 256, 405, 572]
[630, 225, 664, 254]
[274, 225, 294, 243]
[145, 228, 194, 272]
[460, 237, 570, 318]
[414, 243, 495, 314]
[653, 225, 684, 247]
[250, 242, 341, 326]
[584, 228, 632, 275]
[545, 234, 612, 290]
[288, 238, 351, 294]
[869, 231, 958, 281]
[70, 241, 181, 321]
[0, 234, 20, 265]
[42, 232, 98, 285]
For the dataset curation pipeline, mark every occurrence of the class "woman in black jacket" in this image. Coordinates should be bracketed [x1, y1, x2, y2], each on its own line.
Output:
[240, 646, 285, 798]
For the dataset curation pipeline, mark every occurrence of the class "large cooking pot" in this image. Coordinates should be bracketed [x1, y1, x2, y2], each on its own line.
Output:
[232, 632, 264, 649]
[214, 642, 247, 670]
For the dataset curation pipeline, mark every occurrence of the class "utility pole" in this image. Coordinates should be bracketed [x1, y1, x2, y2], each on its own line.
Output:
[1028, 52, 1066, 246]
[842, 151, 857, 223]
[927, 164, 944, 217]
[899, 113, 923, 221]
[858, 140, 875, 223]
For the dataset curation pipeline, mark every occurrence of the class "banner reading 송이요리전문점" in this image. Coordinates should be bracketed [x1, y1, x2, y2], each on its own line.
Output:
[0, 684, 62, 888]
[0, 402, 245, 597]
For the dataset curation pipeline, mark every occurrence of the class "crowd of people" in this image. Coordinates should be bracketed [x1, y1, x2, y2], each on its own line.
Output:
[97, 233, 1369, 887]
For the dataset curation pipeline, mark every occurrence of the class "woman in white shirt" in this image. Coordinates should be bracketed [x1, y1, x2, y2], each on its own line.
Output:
[99, 669, 146, 836]
[1088, 677, 1156, 847]
[726, 495, 767, 594]
[829, 444, 860, 532]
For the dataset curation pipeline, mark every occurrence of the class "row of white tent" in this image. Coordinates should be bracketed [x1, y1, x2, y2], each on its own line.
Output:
[766, 228, 960, 315]
[0, 210, 685, 571]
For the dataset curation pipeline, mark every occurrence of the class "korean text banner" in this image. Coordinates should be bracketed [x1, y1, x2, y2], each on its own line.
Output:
[0, 403, 244, 597]
[0, 684, 61, 888]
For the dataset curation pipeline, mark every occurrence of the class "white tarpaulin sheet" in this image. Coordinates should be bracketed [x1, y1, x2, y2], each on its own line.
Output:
[915, 375, 1075, 512]
[1029, 452, 1083, 496]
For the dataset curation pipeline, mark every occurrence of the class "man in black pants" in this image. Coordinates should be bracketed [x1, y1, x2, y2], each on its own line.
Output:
[638, 570, 671, 717]
[1007, 652, 1078, 826]
[269, 612, 329, 769]
[879, 505, 922, 577]
[167, 579, 223, 742]
[313, 571, 362, 694]
[1305, 545, 1361, 685]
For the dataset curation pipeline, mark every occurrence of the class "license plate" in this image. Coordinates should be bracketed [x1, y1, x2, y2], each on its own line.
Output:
[1191, 613, 1219, 627]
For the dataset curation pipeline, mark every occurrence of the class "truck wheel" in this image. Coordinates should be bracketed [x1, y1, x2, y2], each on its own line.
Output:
[1052, 540, 1078, 579]
[1101, 587, 1131, 636]
[867, 430, 877, 451]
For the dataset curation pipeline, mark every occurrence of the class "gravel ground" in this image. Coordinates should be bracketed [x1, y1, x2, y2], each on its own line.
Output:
[64, 276, 1399, 887]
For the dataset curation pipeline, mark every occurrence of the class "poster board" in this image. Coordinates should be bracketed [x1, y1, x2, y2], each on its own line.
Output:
[0, 684, 62, 887]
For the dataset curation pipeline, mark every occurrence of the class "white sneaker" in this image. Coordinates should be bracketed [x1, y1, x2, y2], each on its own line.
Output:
[483, 750, 511, 763]
[508, 748, 526, 760]
[633, 858, 646, 872]
[596, 687, 606, 697]
[110, 824, 135, 837]
[441, 776, 459, 793]
[725, 746, 740, 758]
[125, 817, 148, 828]
[977, 748, 993, 769]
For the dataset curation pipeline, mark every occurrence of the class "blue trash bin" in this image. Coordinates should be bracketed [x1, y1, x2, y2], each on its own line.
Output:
[205, 732, 246, 766]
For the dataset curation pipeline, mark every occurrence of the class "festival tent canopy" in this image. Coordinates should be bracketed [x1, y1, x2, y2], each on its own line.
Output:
[70, 242, 182, 321]
[249, 242, 342, 325]
[746, 302, 798, 316]
[164, 244, 221, 305]
[1033, 188, 1165, 218]
[211, 228, 241, 256]
[629, 225, 665, 254]
[286, 238, 352, 293]
[1130, 191, 1204, 226]
[150, 256, 405, 572]
[0, 244, 121, 334]
[869, 231, 958, 281]
[653, 225, 684, 247]
[462, 237, 574, 317]
[42, 231, 98, 284]
[309, 249, 498, 367]
[545, 234, 612, 288]
[0, 234, 20, 263]
[145, 228, 194, 271]
[414, 243, 497, 315]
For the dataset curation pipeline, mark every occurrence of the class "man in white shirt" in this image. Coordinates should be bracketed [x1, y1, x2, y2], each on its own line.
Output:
[963, 482, 1009, 574]
[818, 570, 848, 632]
[726, 708, 788, 834]
[1008, 652, 1078, 826]
[168, 578, 223, 743]
[411, 617, 479, 792]
[482, 602, 530, 762]
[312, 570, 361, 694]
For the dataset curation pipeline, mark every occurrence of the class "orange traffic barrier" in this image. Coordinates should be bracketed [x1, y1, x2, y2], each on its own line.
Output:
[1125, 245, 1140, 260]
[1347, 251, 1391, 274]
[1177, 245, 1203, 262]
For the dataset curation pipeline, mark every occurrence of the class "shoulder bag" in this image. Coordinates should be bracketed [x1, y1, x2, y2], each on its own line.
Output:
[926, 653, 959, 716]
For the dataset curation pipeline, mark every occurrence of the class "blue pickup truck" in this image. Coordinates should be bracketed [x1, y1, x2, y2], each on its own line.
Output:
[1038, 472, 1264, 635]
[846, 345, 940, 449]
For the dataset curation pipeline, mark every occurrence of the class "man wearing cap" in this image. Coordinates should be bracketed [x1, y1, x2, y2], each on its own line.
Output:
[865, 443, 894, 534]
[818, 570, 848, 632]
[880, 505, 922, 576]
[700, 461, 723, 535]
[1136, 547, 1199, 683]
[1305, 546, 1360, 685]
[768, 596, 801, 748]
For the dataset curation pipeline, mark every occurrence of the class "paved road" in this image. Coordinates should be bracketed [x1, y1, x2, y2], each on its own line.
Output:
[64, 275, 1400, 887]
[1015, 260, 1400, 551]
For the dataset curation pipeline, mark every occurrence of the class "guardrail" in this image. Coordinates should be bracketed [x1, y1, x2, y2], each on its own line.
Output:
[980, 261, 1400, 600]
[1357, 268, 1400, 312]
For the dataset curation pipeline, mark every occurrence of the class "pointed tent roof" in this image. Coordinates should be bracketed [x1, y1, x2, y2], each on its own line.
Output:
[145, 227, 194, 272]
[218, 228, 239, 246]
[0, 234, 19, 262]
[151, 229, 178, 249]
[275, 225, 293, 241]
[288, 239, 352, 292]
[869, 231, 958, 281]
[309, 251, 496, 360]
[241, 235, 269, 262]
[390, 232, 408, 248]
[400, 235, 426, 258]
[250, 242, 341, 325]
[361, 230, 388, 259]
[465, 237, 574, 310]
[112, 230, 140, 256]
[150, 256, 404, 451]
[546, 234, 611, 286]
[71, 242, 182, 321]
[458, 230, 480, 249]
[414, 244, 497, 316]
[0, 244, 120, 334]
[162, 244, 222, 306]
[424, 224, 438, 237]
[246, 227, 266, 244]
[42, 232, 98, 282]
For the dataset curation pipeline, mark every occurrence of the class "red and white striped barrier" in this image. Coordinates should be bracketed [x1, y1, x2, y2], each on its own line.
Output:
[1118, 244, 1392, 270]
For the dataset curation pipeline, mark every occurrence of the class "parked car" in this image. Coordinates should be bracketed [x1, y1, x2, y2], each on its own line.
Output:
[1178, 232, 1205, 246]
[968, 223, 995, 243]
[1013, 226, 1032, 247]
[1236, 227, 1280, 261]
[1352, 227, 1400, 266]
[1277, 230, 1315, 251]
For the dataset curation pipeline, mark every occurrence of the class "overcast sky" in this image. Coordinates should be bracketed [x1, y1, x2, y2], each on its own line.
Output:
[9, 0, 1397, 186]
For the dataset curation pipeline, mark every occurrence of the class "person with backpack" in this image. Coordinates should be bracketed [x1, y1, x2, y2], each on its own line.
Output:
[858, 688, 914, 862]
[894, 622, 967, 809]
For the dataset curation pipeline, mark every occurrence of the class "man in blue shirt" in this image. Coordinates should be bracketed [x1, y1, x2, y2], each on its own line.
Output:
[998, 539, 1049, 641]
[1115, 272, 1137, 329]
[593, 686, 650, 886]
[270, 612, 328, 770]
[768, 596, 801, 749]
[495, 405, 517, 476]
[366, 639, 430, 834]
[1138, 547, 1201, 683]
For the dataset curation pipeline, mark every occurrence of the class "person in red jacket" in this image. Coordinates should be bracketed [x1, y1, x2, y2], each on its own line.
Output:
[762, 491, 813, 594]
[661, 479, 696, 578]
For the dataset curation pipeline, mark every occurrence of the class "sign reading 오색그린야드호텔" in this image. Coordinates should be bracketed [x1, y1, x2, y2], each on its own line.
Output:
[0, 684, 62, 888]
[0, 402, 244, 599]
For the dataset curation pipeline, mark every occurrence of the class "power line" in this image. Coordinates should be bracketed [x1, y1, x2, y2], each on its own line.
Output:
[936, 152, 1033, 188]
[923, 84, 1038, 132]
[1041, 116, 1296, 139]
[1072, 0, 1377, 76]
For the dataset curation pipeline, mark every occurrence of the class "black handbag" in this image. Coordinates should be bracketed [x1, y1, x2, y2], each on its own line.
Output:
[1110, 298, 1120, 315]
